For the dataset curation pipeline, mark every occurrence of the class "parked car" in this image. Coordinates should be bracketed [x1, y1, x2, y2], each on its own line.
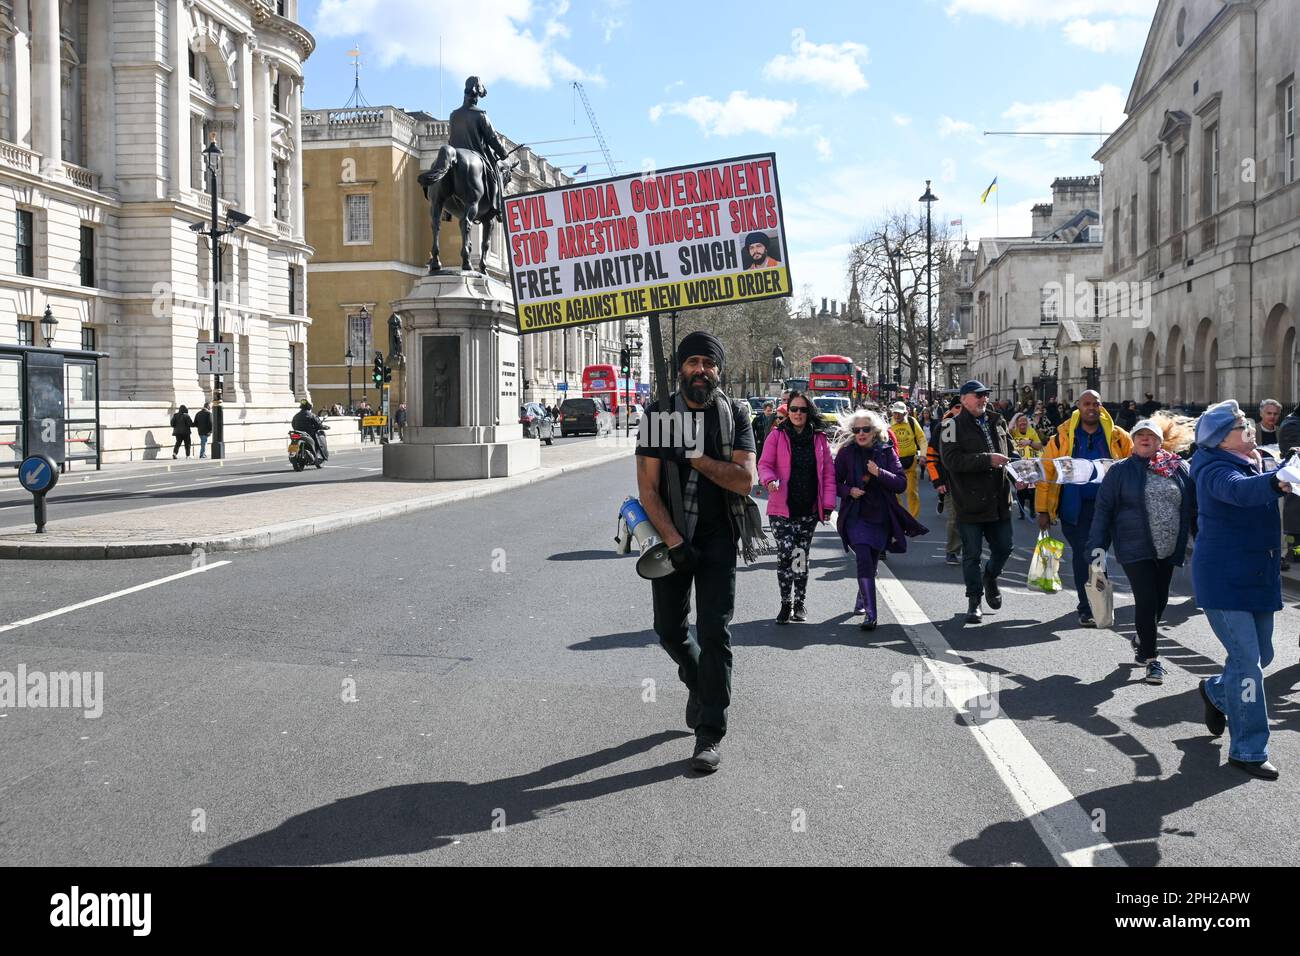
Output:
[618, 403, 643, 429]
[559, 397, 613, 436]
[519, 402, 555, 445]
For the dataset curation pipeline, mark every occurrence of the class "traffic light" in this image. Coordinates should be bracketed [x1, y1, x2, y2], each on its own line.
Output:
[619, 347, 630, 375]
[383, 365, 392, 384]
[372, 352, 384, 388]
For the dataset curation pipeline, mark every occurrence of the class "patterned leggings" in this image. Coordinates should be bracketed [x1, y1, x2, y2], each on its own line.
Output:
[770, 514, 819, 603]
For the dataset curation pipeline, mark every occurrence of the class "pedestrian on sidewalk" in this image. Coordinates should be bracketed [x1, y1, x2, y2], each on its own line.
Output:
[1087, 415, 1197, 686]
[635, 330, 756, 774]
[926, 398, 963, 564]
[1007, 412, 1043, 519]
[834, 409, 927, 630]
[1036, 390, 1133, 627]
[395, 403, 408, 442]
[939, 380, 1019, 625]
[1190, 400, 1291, 780]
[1278, 401, 1300, 569]
[757, 391, 836, 625]
[170, 405, 193, 459]
[194, 402, 213, 458]
[889, 401, 926, 519]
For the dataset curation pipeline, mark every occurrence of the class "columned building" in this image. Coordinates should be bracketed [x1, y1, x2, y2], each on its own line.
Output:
[1096, 0, 1300, 410]
[968, 176, 1103, 405]
[0, 0, 314, 462]
[301, 105, 633, 414]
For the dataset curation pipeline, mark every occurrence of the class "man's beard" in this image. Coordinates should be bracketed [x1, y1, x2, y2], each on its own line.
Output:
[678, 370, 718, 404]
[749, 250, 766, 265]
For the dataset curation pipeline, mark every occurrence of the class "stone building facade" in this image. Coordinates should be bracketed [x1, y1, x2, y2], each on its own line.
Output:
[1095, 0, 1300, 409]
[0, 0, 316, 462]
[301, 105, 638, 415]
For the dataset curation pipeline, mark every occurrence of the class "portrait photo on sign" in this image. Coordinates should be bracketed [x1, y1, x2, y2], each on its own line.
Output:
[741, 231, 781, 270]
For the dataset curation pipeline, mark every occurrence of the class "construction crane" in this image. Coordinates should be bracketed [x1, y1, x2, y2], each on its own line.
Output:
[572, 82, 616, 176]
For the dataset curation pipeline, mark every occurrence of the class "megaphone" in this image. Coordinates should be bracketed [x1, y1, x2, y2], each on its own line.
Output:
[615, 497, 674, 580]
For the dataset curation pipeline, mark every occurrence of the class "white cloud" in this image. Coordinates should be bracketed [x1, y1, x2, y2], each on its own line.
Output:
[892, 114, 913, 127]
[815, 136, 833, 161]
[762, 28, 869, 94]
[1001, 84, 1127, 139]
[943, 0, 1156, 26]
[313, 0, 594, 89]
[1062, 17, 1149, 54]
[649, 91, 799, 137]
[938, 116, 976, 138]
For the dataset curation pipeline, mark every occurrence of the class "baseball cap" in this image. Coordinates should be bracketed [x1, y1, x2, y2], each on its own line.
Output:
[959, 380, 991, 396]
[1131, 418, 1162, 438]
[889, 402, 907, 414]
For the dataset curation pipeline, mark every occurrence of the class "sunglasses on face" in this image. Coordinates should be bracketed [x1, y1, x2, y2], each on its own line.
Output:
[788, 406, 809, 414]
[851, 426, 873, 435]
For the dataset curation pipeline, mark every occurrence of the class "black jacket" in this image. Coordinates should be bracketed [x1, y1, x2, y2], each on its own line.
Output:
[1278, 411, 1300, 535]
[194, 409, 212, 436]
[292, 408, 323, 433]
[170, 412, 193, 437]
[938, 408, 1017, 523]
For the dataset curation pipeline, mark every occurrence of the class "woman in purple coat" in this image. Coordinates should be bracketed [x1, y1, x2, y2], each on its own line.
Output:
[834, 408, 928, 630]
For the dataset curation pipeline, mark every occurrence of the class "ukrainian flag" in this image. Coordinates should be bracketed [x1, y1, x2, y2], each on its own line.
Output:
[981, 176, 998, 204]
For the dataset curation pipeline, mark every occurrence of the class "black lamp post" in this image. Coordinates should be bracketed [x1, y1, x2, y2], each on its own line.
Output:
[1086, 344, 1101, 392]
[192, 135, 251, 460]
[345, 346, 354, 412]
[876, 298, 889, 398]
[919, 180, 938, 405]
[40, 305, 57, 347]
[891, 248, 903, 398]
[358, 305, 370, 408]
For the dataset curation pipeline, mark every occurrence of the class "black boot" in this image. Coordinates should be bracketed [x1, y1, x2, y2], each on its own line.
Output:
[776, 602, 792, 625]
[965, 596, 983, 624]
[983, 571, 1002, 610]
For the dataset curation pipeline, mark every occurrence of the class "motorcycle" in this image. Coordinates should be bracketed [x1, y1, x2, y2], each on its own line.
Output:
[288, 423, 328, 472]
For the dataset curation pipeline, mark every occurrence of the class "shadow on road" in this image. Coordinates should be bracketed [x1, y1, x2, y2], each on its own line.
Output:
[205, 730, 693, 866]
[547, 550, 622, 561]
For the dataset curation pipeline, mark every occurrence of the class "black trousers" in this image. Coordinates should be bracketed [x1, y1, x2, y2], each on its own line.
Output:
[651, 531, 736, 743]
[172, 435, 191, 456]
[1121, 557, 1176, 661]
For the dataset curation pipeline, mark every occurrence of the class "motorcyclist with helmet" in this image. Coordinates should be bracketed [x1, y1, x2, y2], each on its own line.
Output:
[292, 399, 329, 463]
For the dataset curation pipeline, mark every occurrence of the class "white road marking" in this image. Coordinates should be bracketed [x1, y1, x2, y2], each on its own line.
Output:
[0, 561, 232, 635]
[875, 569, 1127, 868]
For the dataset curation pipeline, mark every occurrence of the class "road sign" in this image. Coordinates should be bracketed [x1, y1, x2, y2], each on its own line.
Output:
[196, 342, 235, 376]
[362, 415, 388, 427]
[557, 382, 569, 392]
[18, 454, 59, 533]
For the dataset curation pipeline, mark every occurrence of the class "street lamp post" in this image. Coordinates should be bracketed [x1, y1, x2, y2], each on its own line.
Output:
[891, 248, 903, 399]
[40, 305, 57, 347]
[919, 180, 938, 406]
[358, 305, 370, 409]
[876, 299, 889, 398]
[345, 346, 354, 412]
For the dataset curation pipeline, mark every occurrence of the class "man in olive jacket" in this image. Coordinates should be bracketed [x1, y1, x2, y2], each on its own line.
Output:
[940, 380, 1019, 623]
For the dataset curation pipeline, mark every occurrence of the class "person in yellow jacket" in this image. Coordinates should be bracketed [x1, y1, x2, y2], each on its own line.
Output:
[889, 401, 927, 518]
[1008, 412, 1043, 519]
[1035, 391, 1133, 626]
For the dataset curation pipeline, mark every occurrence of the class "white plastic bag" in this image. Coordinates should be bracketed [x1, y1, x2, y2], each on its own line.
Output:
[1087, 564, 1114, 628]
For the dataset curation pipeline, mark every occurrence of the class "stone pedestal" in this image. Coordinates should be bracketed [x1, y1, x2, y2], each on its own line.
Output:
[382, 271, 540, 480]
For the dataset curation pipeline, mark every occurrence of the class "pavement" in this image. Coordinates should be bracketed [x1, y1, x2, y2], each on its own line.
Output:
[1, 464, 1297, 867]
[0, 436, 635, 559]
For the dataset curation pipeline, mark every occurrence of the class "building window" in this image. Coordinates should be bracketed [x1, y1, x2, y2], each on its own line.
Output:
[347, 311, 372, 362]
[1170, 147, 1188, 234]
[273, 162, 283, 220]
[189, 48, 197, 79]
[272, 78, 281, 114]
[1040, 288, 1059, 325]
[1111, 206, 1121, 270]
[1286, 81, 1296, 184]
[344, 194, 372, 244]
[81, 326, 96, 351]
[17, 319, 34, 346]
[80, 225, 95, 287]
[16, 209, 34, 277]
[288, 266, 296, 315]
[1201, 124, 1220, 216]
[288, 343, 296, 393]
[1147, 167, 1160, 247]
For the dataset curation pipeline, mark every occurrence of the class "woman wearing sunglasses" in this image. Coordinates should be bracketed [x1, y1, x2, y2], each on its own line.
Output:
[757, 392, 837, 624]
[834, 409, 928, 630]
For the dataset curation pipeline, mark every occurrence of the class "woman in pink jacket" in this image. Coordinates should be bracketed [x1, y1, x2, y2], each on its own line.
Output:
[757, 391, 838, 624]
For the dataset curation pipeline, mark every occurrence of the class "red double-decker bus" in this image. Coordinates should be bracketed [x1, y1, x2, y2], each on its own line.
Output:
[581, 364, 627, 413]
[809, 355, 855, 396]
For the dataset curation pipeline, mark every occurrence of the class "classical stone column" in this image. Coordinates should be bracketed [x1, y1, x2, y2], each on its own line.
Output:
[236, 33, 254, 213]
[167, 0, 189, 196]
[253, 52, 271, 225]
[8, 0, 31, 147]
[30, 0, 60, 172]
[289, 72, 304, 238]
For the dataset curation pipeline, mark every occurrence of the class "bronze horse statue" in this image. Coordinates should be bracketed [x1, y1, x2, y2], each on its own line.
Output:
[418, 147, 516, 274]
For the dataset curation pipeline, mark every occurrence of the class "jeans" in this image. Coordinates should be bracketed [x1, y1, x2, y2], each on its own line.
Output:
[1060, 498, 1097, 616]
[198, 434, 209, 458]
[651, 531, 736, 743]
[1203, 608, 1276, 762]
[958, 518, 1014, 598]
[1121, 558, 1175, 661]
[944, 501, 960, 556]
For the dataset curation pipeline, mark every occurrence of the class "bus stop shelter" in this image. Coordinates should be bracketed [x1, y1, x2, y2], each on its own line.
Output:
[1, 343, 107, 472]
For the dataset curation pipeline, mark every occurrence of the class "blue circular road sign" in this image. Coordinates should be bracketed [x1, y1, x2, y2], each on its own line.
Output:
[18, 455, 59, 495]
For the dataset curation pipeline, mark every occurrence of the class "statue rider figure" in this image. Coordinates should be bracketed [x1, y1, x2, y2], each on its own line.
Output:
[449, 76, 509, 221]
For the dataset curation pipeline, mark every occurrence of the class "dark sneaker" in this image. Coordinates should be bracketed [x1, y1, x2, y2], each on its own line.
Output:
[791, 601, 807, 622]
[690, 739, 721, 773]
[776, 602, 792, 625]
[685, 689, 701, 730]
[860, 616, 877, 631]
[1132, 635, 1144, 664]
[965, 597, 983, 625]
[1144, 660, 1166, 685]
[1199, 679, 1226, 737]
[1078, 612, 1096, 627]
[982, 573, 1002, 610]
[1228, 758, 1279, 780]
[945, 553, 960, 566]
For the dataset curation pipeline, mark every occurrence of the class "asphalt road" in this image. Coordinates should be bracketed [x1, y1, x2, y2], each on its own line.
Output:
[1, 460, 1297, 866]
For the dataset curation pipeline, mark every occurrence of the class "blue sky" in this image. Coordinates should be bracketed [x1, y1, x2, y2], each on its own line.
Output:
[299, 0, 1157, 302]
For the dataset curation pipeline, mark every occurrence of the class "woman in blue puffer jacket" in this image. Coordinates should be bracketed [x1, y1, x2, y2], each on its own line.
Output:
[1188, 400, 1292, 780]
[1087, 414, 1197, 686]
